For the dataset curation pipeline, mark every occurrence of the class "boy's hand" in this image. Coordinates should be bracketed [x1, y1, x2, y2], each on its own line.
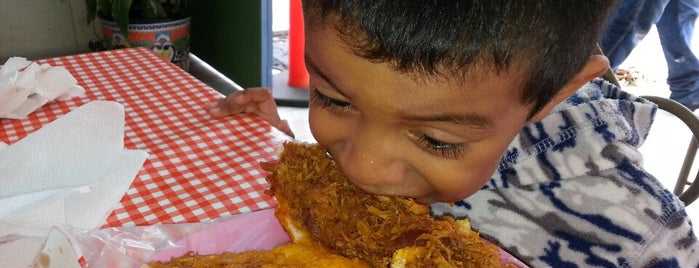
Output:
[206, 87, 295, 138]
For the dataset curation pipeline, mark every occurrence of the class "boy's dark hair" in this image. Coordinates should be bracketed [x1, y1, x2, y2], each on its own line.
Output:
[301, 0, 619, 116]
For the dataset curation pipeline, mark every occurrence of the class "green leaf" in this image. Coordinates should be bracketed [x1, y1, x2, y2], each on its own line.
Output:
[85, 0, 97, 23]
[171, 0, 183, 15]
[141, 0, 167, 19]
[112, 0, 133, 40]
[88, 40, 102, 51]
[88, 36, 113, 52]
[96, 0, 112, 19]
[173, 35, 190, 50]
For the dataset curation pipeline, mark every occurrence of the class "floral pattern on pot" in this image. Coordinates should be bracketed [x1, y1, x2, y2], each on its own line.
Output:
[100, 16, 191, 71]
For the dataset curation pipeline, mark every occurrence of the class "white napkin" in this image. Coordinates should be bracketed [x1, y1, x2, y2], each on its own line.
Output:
[0, 57, 85, 119]
[0, 101, 126, 197]
[0, 101, 148, 266]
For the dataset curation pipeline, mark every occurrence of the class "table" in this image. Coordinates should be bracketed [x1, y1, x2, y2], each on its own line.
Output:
[0, 48, 290, 227]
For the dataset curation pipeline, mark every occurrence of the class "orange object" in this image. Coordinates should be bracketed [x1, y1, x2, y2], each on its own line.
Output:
[287, 0, 309, 89]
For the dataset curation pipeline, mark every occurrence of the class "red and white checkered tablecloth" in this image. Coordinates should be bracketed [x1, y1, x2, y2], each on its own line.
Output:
[0, 48, 290, 227]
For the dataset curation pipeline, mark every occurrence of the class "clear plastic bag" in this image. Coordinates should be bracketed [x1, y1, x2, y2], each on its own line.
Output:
[69, 209, 289, 267]
[50, 207, 527, 267]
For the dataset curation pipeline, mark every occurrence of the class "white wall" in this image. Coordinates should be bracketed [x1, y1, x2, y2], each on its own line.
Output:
[0, 0, 95, 62]
[0, 0, 291, 62]
[272, 0, 289, 33]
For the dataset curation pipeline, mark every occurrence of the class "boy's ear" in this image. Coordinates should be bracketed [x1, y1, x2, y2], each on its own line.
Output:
[528, 55, 610, 122]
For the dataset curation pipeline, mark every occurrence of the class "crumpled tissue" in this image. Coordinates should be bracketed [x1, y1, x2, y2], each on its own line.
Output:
[0, 101, 149, 267]
[0, 57, 85, 119]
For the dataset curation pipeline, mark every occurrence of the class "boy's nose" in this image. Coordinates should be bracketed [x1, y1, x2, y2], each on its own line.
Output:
[335, 134, 407, 188]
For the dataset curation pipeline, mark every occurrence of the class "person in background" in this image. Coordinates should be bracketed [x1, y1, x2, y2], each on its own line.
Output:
[208, 0, 699, 266]
[601, 0, 699, 110]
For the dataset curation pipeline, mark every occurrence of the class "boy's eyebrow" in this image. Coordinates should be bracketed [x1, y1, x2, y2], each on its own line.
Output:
[401, 112, 493, 128]
[305, 56, 344, 93]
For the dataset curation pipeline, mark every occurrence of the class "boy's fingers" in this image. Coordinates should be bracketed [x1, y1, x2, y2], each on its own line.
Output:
[205, 101, 217, 109]
[276, 119, 295, 138]
[207, 105, 232, 118]
[242, 87, 274, 102]
[207, 91, 245, 117]
[207, 88, 273, 117]
[243, 88, 281, 115]
[206, 88, 293, 138]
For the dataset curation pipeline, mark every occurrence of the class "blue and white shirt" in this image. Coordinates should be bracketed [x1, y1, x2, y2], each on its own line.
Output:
[431, 78, 699, 267]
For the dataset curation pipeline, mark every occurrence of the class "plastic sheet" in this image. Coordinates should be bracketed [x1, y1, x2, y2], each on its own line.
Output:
[61, 208, 527, 267]
[70, 209, 288, 267]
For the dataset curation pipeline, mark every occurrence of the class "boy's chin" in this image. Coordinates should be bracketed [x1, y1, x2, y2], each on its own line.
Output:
[414, 196, 453, 205]
[414, 193, 471, 205]
[413, 196, 436, 204]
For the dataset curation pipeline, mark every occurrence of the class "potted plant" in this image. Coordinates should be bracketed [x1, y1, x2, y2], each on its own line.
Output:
[85, 0, 191, 70]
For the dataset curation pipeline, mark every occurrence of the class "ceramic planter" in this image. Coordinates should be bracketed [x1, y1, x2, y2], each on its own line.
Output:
[100, 16, 191, 71]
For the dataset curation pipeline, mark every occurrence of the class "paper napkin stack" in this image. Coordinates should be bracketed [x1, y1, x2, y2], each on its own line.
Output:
[0, 57, 85, 119]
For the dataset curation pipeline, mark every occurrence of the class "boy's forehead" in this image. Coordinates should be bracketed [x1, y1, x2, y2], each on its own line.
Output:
[305, 21, 530, 106]
[307, 16, 530, 89]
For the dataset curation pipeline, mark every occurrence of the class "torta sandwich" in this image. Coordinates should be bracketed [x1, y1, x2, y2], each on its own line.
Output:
[144, 142, 513, 268]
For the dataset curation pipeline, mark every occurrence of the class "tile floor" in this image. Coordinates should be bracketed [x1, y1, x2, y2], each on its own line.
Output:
[276, 26, 699, 224]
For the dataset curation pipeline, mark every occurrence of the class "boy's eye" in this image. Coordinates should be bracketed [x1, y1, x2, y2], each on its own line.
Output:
[412, 131, 468, 159]
[310, 89, 355, 113]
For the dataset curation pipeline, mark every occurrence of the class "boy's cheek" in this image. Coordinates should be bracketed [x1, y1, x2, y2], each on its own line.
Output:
[307, 107, 345, 147]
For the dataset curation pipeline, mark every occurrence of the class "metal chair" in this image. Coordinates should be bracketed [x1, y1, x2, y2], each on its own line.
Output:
[641, 95, 699, 205]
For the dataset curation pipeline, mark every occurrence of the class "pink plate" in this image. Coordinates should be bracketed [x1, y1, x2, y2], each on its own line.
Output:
[148, 208, 528, 267]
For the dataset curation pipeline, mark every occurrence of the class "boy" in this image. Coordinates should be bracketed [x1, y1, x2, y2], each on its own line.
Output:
[207, 1, 699, 266]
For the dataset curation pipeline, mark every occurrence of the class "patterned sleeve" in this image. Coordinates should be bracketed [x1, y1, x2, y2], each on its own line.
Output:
[632, 209, 699, 267]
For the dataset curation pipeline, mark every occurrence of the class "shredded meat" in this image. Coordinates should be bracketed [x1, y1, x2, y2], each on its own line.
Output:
[263, 142, 510, 268]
